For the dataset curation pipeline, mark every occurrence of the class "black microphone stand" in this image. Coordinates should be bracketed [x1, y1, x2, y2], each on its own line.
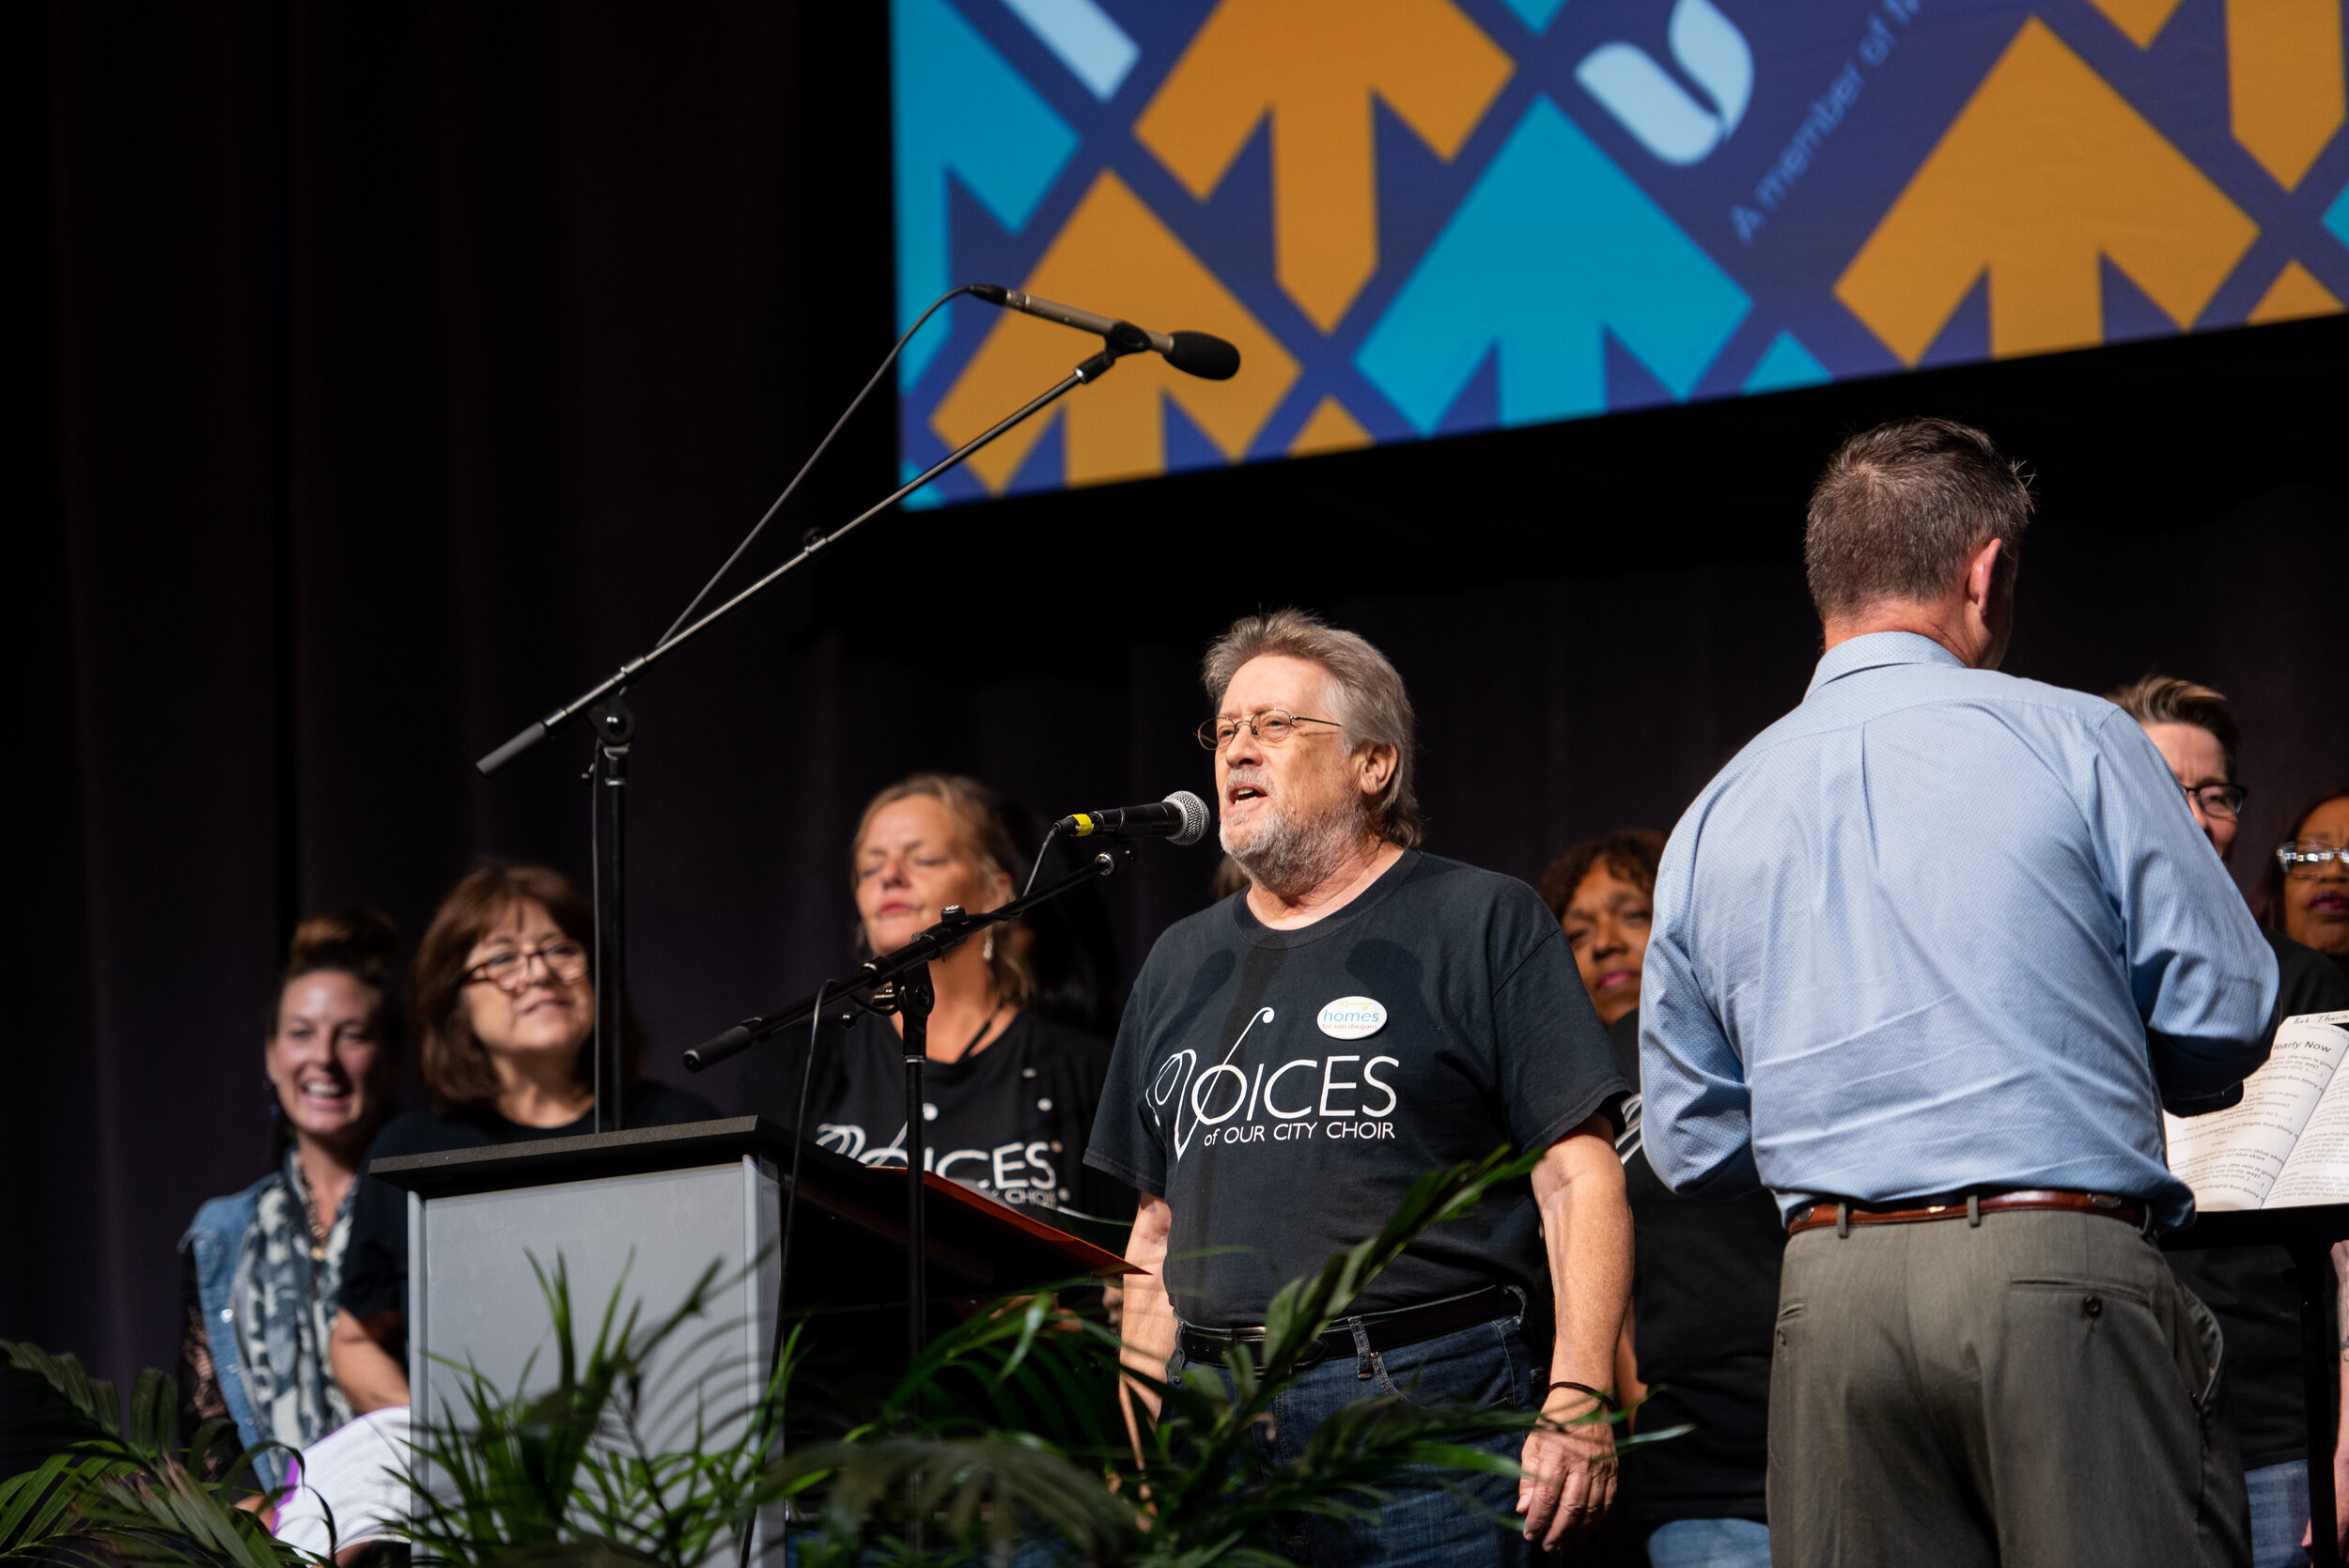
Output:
[473, 329, 1146, 1132]
[686, 839, 1136, 1372]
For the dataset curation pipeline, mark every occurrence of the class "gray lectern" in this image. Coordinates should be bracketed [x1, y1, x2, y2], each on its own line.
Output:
[369, 1116, 1131, 1561]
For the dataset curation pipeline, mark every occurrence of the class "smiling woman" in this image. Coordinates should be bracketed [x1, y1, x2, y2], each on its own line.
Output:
[327, 862, 719, 1415]
[178, 909, 403, 1484]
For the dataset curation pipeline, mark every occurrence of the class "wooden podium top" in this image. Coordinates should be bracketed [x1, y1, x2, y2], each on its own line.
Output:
[370, 1115, 1137, 1296]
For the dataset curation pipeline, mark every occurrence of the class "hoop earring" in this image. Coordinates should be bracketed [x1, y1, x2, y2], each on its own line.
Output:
[982, 932, 995, 964]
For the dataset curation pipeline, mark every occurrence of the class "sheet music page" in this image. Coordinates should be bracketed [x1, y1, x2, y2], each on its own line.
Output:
[2165, 1015, 2349, 1211]
[272, 1405, 412, 1557]
[2257, 1013, 2349, 1208]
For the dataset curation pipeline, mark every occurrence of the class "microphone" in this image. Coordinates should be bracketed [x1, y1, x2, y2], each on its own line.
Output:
[1053, 790, 1210, 846]
[970, 285, 1240, 380]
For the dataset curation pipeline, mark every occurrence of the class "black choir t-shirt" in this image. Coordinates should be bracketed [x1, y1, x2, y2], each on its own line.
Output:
[338, 1080, 722, 1364]
[2167, 930, 2349, 1468]
[1610, 1011, 1783, 1526]
[1086, 850, 1626, 1329]
[743, 1010, 1133, 1220]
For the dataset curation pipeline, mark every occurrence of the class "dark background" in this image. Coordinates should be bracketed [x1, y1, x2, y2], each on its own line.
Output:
[8, 3, 2345, 1395]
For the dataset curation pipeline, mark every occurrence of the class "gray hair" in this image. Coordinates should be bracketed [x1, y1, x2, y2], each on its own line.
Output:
[1202, 609, 1422, 849]
[1804, 417, 2033, 621]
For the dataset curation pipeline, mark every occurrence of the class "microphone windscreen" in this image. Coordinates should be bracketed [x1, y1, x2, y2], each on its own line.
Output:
[1164, 331, 1241, 380]
[1163, 789, 1211, 846]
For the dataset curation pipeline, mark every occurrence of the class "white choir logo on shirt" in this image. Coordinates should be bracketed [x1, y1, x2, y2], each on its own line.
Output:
[1146, 1004, 1402, 1159]
[813, 1121, 1065, 1205]
[1316, 996, 1387, 1040]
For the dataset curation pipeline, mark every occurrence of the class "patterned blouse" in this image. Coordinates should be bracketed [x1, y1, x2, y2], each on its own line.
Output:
[180, 1148, 356, 1453]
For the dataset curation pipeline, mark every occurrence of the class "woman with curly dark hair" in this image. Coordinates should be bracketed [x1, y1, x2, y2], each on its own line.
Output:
[1539, 830, 1781, 1568]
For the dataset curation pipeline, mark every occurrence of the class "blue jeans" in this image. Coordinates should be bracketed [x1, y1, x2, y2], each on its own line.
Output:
[1646, 1516, 1771, 1568]
[2248, 1460, 2311, 1568]
[1169, 1312, 1545, 1566]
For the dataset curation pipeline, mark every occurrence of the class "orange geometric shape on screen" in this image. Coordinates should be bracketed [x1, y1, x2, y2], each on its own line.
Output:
[1135, 0, 1513, 334]
[1835, 19, 2258, 365]
[930, 171, 1299, 493]
[2248, 259, 2344, 323]
[2227, 0, 2345, 191]
[2082, 0, 2187, 48]
[1287, 396, 1373, 458]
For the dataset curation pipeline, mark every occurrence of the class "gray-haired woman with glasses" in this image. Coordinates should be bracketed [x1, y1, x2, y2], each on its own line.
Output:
[328, 862, 717, 1415]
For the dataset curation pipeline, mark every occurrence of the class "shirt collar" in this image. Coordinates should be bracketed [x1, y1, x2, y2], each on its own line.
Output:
[1806, 630, 1967, 697]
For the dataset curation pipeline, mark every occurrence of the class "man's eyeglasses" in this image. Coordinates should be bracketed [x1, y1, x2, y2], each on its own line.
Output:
[2279, 843, 2349, 879]
[1196, 710, 1343, 751]
[463, 939, 589, 992]
[2183, 783, 2248, 820]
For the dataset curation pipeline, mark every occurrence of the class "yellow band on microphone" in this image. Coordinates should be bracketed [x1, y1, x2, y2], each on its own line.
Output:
[1071, 814, 1097, 836]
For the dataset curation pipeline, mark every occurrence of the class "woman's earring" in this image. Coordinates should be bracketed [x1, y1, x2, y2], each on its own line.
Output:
[264, 1078, 281, 1123]
[982, 933, 995, 964]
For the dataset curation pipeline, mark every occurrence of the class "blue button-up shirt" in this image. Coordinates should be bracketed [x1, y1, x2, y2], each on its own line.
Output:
[1640, 631, 2278, 1229]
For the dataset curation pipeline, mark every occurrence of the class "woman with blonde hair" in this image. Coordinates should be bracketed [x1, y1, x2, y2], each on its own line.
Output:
[743, 773, 1130, 1221]
[329, 861, 717, 1413]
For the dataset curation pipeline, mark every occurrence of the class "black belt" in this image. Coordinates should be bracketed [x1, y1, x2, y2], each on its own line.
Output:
[1177, 1284, 1517, 1369]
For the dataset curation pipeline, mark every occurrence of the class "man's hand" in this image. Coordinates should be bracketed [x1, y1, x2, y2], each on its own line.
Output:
[1520, 1386, 1619, 1548]
[1523, 1123, 1633, 1547]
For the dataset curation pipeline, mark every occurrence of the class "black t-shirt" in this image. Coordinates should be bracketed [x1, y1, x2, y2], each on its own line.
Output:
[338, 1080, 721, 1358]
[2167, 930, 2349, 1467]
[1085, 850, 1626, 1328]
[740, 1010, 1132, 1220]
[1610, 1011, 1784, 1525]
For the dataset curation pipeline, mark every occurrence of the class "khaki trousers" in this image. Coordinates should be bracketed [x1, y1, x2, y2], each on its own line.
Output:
[1767, 1208, 2249, 1568]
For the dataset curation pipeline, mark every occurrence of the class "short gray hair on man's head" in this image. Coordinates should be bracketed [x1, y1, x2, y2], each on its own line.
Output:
[1202, 609, 1422, 849]
[1804, 417, 2033, 622]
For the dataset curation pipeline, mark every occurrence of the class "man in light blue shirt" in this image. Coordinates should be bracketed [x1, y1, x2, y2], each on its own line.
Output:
[1642, 418, 2277, 1567]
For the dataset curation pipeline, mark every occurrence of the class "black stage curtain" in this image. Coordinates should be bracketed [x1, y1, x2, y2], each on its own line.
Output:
[9, 3, 2346, 1393]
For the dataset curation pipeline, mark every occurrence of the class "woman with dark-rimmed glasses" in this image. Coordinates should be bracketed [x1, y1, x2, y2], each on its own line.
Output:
[328, 862, 717, 1414]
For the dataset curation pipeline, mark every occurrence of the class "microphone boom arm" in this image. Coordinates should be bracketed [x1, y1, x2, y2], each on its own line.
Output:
[474, 343, 1133, 777]
[682, 837, 1138, 1072]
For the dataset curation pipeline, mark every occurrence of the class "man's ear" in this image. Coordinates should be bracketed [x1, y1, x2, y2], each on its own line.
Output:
[1356, 742, 1398, 797]
[1965, 537, 2004, 613]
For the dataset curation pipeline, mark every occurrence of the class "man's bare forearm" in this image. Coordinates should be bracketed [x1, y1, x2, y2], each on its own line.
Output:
[1536, 1121, 1633, 1391]
[1121, 1195, 1177, 1419]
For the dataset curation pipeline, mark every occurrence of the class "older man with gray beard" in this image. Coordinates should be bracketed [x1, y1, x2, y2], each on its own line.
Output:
[1086, 610, 1632, 1565]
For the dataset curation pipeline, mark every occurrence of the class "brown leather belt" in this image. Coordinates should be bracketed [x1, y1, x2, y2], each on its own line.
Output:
[1787, 1188, 2147, 1236]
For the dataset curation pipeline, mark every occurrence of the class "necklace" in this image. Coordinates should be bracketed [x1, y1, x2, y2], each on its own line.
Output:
[943, 1005, 1008, 1064]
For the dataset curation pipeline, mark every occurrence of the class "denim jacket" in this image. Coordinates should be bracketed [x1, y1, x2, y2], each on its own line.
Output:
[181, 1176, 280, 1485]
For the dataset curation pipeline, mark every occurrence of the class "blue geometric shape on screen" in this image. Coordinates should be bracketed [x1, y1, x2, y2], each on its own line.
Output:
[1160, 393, 1224, 477]
[1602, 328, 1674, 411]
[1435, 346, 1502, 437]
[1354, 96, 1750, 436]
[999, 0, 1140, 101]
[2325, 178, 2349, 252]
[900, 458, 946, 510]
[1743, 332, 1831, 393]
[1918, 272, 1990, 369]
[2099, 255, 2175, 347]
[1500, 0, 1569, 34]
[894, 0, 1080, 387]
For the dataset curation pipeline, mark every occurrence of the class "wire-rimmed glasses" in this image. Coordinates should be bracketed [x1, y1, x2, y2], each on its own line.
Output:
[2278, 843, 2349, 879]
[1196, 709, 1343, 751]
